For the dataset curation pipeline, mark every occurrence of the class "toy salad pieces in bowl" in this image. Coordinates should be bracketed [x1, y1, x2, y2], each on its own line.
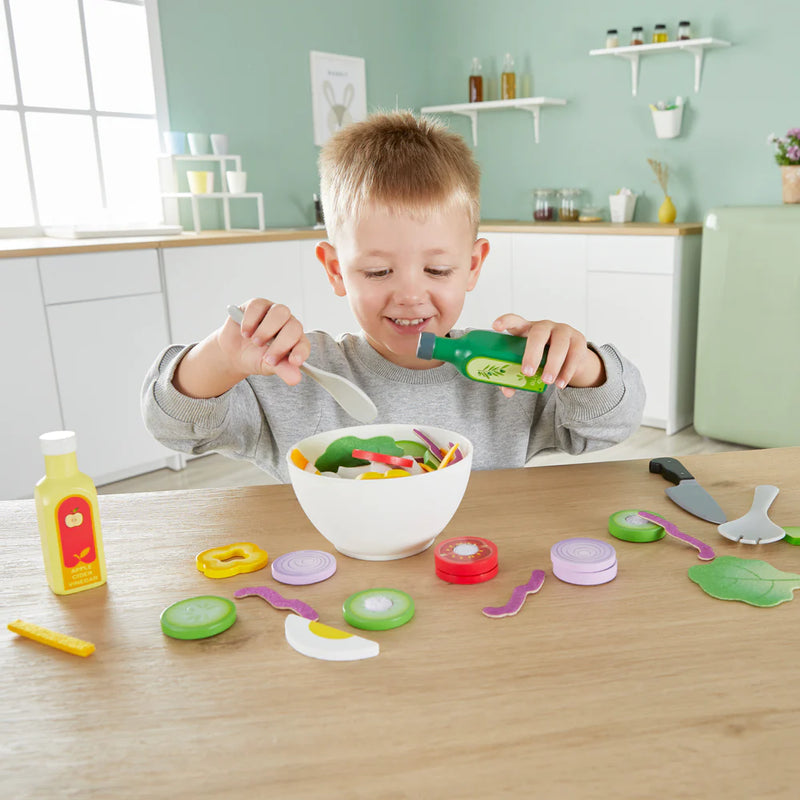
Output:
[286, 424, 473, 561]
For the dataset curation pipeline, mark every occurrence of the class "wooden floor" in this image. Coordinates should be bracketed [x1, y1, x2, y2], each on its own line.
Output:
[98, 425, 752, 495]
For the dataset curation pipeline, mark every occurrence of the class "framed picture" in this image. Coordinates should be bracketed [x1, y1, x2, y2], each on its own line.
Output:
[310, 51, 367, 146]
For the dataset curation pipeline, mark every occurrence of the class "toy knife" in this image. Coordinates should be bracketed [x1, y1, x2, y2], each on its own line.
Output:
[649, 457, 727, 524]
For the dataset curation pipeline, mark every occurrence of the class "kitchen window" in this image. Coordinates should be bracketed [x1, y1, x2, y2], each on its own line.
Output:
[0, 0, 169, 236]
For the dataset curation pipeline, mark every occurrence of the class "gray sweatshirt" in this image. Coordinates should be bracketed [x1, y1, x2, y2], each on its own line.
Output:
[142, 330, 645, 483]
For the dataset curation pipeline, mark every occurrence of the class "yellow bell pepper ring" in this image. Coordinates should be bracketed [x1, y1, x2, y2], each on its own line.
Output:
[195, 542, 269, 579]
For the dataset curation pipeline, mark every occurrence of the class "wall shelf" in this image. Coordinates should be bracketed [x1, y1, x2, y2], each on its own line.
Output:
[420, 97, 567, 145]
[589, 37, 731, 96]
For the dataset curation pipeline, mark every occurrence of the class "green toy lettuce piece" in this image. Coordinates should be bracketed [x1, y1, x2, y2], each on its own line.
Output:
[314, 435, 404, 474]
[688, 555, 800, 607]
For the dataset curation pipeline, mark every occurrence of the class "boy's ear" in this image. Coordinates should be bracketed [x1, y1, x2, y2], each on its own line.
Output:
[316, 242, 347, 297]
[467, 238, 491, 292]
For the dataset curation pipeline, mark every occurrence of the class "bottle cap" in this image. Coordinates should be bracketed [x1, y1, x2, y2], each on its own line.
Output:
[607, 29, 618, 34]
[40, 430, 77, 456]
[416, 331, 435, 360]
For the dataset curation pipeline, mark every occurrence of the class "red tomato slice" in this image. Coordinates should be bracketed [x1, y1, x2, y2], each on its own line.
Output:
[351, 449, 415, 468]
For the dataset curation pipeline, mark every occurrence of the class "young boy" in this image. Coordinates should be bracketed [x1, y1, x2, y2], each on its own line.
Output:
[142, 111, 644, 482]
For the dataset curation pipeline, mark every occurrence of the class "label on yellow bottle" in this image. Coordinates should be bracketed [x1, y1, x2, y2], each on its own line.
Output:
[465, 356, 547, 392]
[55, 495, 102, 591]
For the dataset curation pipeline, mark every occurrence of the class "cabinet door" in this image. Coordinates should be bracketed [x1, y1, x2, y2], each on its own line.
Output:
[511, 234, 587, 331]
[458, 232, 514, 329]
[0, 258, 63, 500]
[300, 240, 359, 336]
[163, 242, 305, 343]
[47, 293, 174, 483]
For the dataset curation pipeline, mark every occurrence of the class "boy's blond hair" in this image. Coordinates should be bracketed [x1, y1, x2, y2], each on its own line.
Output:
[318, 110, 481, 243]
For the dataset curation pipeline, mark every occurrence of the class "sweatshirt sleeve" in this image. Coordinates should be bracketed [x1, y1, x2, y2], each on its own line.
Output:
[526, 343, 646, 460]
[140, 344, 274, 465]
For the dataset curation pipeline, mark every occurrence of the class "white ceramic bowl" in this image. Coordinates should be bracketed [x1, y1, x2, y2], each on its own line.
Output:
[286, 423, 473, 560]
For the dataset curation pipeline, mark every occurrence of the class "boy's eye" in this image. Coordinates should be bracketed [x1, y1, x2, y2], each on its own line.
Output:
[363, 268, 390, 279]
[426, 266, 454, 277]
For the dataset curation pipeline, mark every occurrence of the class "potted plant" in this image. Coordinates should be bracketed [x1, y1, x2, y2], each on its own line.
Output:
[768, 128, 800, 203]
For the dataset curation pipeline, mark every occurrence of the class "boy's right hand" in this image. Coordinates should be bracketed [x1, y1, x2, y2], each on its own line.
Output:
[172, 298, 310, 400]
[219, 298, 311, 386]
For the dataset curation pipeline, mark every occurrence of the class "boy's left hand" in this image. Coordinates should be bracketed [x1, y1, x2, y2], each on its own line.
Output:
[492, 314, 606, 397]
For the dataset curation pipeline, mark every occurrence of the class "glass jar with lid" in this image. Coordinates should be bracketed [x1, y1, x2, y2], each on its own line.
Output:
[558, 189, 582, 222]
[630, 26, 644, 45]
[678, 21, 692, 40]
[653, 24, 668, 43]
[533, 189, 556, 221]
[605, 29, 619, 48]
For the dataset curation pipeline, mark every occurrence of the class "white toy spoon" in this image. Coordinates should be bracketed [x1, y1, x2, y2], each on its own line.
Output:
[717, 485, 784, 545]
[226, 305, 377, 423]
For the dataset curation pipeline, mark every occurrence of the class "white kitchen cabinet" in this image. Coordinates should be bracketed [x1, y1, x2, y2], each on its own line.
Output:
[511, 234, 587, 331]
[458, 232, 514, 328]
[40, 250, 177, 485]
[163, 241, 306, 343]
[585, 235, 701, 433]
[0, 258, 63, 500]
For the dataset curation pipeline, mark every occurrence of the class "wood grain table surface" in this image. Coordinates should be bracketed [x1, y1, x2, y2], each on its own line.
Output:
[2, 447, 799, 799]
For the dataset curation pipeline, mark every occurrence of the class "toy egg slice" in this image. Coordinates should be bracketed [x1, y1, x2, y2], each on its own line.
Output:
[284, 614, 379, 661]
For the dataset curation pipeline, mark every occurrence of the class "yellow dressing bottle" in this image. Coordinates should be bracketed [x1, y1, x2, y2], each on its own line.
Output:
[34, 431, 107, 595]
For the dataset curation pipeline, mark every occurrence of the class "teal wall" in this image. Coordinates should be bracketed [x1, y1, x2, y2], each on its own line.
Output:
[158, 0, 800, 227]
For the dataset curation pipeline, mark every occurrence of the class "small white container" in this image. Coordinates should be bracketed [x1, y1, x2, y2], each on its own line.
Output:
[609, 193, 637, 223]
[651, 104, 684, 139]
[226, 170, 247, 193]
[210, 133, 229, 155]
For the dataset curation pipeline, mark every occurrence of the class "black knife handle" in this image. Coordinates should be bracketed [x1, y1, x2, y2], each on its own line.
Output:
[649, 457, 695, 485]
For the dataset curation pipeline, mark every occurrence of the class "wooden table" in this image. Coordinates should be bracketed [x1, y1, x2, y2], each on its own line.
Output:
[3, 448, 799, 799]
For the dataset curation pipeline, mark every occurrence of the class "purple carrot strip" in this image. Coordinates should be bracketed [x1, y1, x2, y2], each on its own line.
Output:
[412, 428, 443, 459]
[233, 586, 320, 621]
[637, 512, 716, 561]
[482, 569, 546, 618]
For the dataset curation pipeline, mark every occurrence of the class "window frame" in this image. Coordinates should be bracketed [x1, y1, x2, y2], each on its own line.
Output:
[0, 0, 171, 237]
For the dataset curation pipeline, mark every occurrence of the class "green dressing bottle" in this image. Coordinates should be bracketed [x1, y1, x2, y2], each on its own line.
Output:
[416, 330, 548, 392]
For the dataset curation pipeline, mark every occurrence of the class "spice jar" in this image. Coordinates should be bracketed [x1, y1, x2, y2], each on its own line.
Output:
[653, 24, 668, 43]
[630, 26, 644, 45]
[533, 189, 556, 221]
[558, 189, 582, 222]
[605, 29, 619, 48]
[678, 20, 692, 40]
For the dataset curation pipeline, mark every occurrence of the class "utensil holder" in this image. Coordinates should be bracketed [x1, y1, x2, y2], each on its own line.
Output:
[651, 105, 684, 139]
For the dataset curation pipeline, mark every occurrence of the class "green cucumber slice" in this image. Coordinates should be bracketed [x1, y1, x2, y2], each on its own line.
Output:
[395, 440, 429, 459]
[608, 510, 665, 543]
[160, 595, 237, 640]
[342, 588, 415, 631]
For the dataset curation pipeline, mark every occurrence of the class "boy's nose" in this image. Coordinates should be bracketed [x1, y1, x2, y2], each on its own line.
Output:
[393, 276, 425, 305]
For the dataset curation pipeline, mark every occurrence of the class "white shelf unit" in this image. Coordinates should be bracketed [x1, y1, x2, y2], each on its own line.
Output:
[420, 97, 567, 146]
[589, 37, 732, 96]
[158, 154, 265, 234]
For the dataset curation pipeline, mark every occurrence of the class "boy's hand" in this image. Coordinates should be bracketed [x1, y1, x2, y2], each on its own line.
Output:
[220, 298, 311, 385]
[172, 298, 310, 399]
[492, 314, 605, 398]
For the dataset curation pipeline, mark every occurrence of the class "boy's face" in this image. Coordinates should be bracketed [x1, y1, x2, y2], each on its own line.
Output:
[317, 203, 489, 368]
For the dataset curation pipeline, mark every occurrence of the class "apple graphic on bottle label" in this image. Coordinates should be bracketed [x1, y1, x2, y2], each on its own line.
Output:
[65, 509, 84, 527]
[56, 497, 96, 567]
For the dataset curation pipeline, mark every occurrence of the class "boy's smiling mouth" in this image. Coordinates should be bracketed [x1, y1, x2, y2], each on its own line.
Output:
[387, 316, 431, 334]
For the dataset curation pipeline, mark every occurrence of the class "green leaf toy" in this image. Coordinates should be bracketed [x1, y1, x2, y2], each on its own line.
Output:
[314, 435, 404, 474]
[688, 556, 800, 607]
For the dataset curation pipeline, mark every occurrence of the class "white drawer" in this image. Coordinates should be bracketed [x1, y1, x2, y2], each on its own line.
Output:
[586, 236, 677, 275]
[39, 249, 161, 304]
